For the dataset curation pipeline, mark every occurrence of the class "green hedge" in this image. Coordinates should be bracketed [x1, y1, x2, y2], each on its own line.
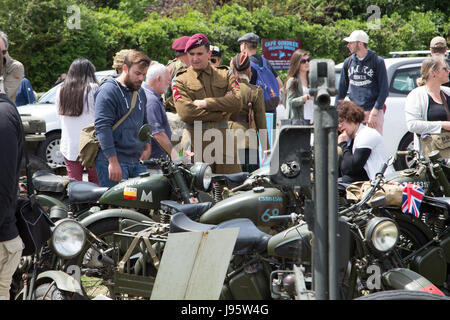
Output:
[0, 2, 448, 92]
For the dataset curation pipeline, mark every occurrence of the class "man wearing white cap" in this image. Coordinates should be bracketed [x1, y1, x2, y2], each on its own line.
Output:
[336, 30, 388, 134]
[430, 36, 449, 87]
[430, 36, 448, 57]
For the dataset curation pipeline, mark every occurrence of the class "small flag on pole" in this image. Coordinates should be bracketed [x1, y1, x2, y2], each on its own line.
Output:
[401, 183, 424, 218]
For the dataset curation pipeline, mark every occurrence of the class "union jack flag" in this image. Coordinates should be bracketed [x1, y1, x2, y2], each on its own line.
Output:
[401, 183, 425, 218]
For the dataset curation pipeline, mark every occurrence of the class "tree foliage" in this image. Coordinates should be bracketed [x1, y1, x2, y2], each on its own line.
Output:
[0, 0, 448, 91]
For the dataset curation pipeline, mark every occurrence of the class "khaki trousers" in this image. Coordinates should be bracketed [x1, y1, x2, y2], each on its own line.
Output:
[187, 127, 242, 174]
[0, 236, 24, 300]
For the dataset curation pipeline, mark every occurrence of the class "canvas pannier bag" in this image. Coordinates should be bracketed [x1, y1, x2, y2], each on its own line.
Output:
[78, 91, 137, 168]
[346, 181, 404, 207]
[420, 92, 450, 160]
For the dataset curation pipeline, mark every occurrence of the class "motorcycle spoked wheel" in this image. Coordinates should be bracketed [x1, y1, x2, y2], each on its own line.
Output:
[66, 218, 120, 300]
[395, 219, 430, 260]
[354, 290, 450, 300]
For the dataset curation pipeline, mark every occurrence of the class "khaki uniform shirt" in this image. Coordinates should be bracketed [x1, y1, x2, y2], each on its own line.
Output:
[173, 64, 242, 173]
[229, 78, 270, 151]
[164, 58, 188, 113]
[2, 55, 24, 102]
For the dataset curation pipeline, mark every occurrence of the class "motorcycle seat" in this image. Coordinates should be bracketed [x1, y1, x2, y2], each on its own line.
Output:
[216, 218, 271, 255]
[67, 181, 109, 204]
[338, 182, 351, 192]
[160, 200, 212, 220]
[211, 172, 249, 187]
[169, 212, 271, 255]
[423, 196, 450, 212]
[169, 212, 216, 234]
[32, 170, 74, 193]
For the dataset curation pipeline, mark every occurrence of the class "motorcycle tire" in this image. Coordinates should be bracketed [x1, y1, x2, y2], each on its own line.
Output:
[32, 282, 81, 300]
[395, 219, 430, 259]
[354, 290, 450, 300]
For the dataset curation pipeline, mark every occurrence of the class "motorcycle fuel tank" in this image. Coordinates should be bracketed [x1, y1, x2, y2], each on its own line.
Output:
[98, 172, 171, 210]
[385, 168, 431, 193]
[200, 187, 287, 227]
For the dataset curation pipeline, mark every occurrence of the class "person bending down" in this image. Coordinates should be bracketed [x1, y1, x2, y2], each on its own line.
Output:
[337, 101, 390, 183]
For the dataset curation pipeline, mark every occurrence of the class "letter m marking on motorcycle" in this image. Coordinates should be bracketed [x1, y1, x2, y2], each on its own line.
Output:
[141, 190, 153, 203]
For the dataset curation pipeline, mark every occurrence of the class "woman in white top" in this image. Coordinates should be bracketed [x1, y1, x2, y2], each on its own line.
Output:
[285, 49, 314, 122]
[405, 55, 450, 154]
[57, 58, 99, 184]
[338, 101, 390, 183]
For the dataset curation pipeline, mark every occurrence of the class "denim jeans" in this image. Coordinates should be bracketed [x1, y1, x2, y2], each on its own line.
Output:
[96, 159, 147, 188]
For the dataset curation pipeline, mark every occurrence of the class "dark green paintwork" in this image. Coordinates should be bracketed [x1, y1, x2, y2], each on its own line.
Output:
[199, 187, 286, 226]
[98, 174, 171, 210]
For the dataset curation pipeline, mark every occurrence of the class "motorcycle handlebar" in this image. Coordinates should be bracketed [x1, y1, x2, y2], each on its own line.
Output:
[140, 159, 160, 166]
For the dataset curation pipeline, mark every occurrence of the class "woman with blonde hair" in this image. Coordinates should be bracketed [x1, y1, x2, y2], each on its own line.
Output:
[284, 49, 314, 122]
[405, 55, 450, 154]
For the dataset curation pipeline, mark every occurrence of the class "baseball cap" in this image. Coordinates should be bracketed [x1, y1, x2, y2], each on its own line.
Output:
[172, 36, 190, 52]
[343, 30, 369, 43]
[237, 33, 260, 44]
[185, 33, 210, 53]
[210, 45, 222, 57]
[430, 36, 447, 48]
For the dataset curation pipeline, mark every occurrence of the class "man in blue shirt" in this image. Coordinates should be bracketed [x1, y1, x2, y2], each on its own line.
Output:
[94, 50, 152, 187]
[336, 30, 389, 134]
[143, 62, 177, 160]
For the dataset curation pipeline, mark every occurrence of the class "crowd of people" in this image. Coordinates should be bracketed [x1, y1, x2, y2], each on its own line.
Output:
[0, 27, 449, 299]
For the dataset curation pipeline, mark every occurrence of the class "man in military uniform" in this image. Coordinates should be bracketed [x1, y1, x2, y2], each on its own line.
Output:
[164, 36, 191, 112]
[0, 30, 24, 102]
[173, 33, 242, 174]
[112, 49, 133, 74]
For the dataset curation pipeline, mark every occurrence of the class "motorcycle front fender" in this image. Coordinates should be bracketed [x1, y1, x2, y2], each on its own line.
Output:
[382, 268, 444, 295]
[35, 270, 84, 296]
[79, 208, 151, 228]
[35, 194, 68, 212]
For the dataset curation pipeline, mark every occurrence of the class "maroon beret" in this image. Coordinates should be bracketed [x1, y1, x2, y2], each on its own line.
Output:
[185, 33, 210, 53]
[172, 36, 190, 52]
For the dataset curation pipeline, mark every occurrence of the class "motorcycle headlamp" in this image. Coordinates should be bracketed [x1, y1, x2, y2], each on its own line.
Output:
[51, 219, 86, 259]
[365, 217, 398, 253]
[190, 162, 212, 191]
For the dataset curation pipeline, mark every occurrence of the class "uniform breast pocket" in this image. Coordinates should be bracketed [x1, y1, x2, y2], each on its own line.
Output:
[189, 83, 206, 100]
[212, 79, 228, 95]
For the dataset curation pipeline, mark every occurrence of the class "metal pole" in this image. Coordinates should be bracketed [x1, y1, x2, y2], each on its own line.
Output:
[327, 122, 338, 300]
[313, 103, 329, 300]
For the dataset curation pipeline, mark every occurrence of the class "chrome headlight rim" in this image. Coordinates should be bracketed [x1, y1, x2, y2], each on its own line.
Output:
[190, 162, 212, 191]
[365, 217, 399, 253]
[51, 219, 86, 259]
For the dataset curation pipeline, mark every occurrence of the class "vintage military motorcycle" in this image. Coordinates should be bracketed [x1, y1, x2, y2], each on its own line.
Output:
[11, 218, 87, 300]
[56, 125, 445, 300]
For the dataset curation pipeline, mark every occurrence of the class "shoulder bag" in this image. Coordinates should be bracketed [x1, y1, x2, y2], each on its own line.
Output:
[420, 91, 450, 159]
[78, 91, 138, 168]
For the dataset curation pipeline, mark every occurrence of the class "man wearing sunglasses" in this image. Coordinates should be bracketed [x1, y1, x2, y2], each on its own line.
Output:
[210, 45, 222, 67]
[336, 30, 388, 134]
[0, 31, 24, 103]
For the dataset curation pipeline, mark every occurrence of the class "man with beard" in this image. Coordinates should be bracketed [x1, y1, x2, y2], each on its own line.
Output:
[0, 30, 24, 102]
[94, 50, 152, 187]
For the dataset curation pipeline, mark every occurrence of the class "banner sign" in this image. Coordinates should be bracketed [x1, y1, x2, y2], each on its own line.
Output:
[261, 39, 302, 70]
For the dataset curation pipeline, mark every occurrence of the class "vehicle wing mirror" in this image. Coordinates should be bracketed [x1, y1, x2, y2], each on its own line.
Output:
[138, 124, 153, 142]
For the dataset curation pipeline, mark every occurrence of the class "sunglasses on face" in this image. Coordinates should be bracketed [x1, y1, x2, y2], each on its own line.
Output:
[300, 58, 310, 64]
[211, 58, 218, 64]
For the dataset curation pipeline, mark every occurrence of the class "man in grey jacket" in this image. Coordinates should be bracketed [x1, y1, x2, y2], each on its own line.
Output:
[94, 50, 152, 187]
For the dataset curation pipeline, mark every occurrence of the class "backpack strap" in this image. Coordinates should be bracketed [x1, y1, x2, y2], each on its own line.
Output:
[112, 91, 137, 131]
